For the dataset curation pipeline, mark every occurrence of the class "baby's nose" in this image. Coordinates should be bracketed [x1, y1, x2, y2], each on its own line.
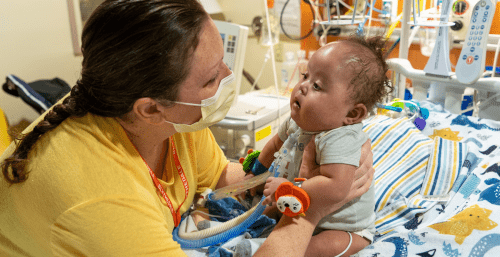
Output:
[299, 83, 307, 95]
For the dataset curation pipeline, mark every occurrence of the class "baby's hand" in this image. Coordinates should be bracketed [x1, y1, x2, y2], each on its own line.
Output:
[262, 177, 289, 206]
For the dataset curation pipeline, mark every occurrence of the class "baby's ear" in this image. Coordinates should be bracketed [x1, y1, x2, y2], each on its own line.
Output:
[343, 103, 367, 125]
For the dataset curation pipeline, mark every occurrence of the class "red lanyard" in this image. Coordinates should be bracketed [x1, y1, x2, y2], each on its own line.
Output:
[143, 137, 189, 227]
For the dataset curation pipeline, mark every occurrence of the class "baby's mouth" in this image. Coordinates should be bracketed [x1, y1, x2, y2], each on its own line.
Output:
[293, 100, 300, 109]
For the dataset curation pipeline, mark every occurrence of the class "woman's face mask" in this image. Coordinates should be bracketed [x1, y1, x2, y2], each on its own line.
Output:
[165, 72, 235, 133]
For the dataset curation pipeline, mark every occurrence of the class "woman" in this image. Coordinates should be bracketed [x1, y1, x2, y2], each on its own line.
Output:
[0, 1, 374, 256]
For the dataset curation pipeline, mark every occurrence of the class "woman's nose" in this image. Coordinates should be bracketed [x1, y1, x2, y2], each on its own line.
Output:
[222, 63, 232, 77]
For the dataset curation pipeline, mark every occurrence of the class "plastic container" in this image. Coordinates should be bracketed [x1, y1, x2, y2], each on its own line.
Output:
[260, 1, 280, 46]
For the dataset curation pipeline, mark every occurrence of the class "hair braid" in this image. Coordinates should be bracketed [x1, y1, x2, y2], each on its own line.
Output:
[1, 84, 89, 183]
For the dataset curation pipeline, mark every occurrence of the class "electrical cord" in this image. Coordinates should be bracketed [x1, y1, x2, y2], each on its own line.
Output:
[384, 37, 400, 58]
[280, 0, 315, 40]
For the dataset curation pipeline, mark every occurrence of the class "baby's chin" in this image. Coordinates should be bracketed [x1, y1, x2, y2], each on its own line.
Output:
[290, 115, 315, 131]
[291, 115, 336, 132]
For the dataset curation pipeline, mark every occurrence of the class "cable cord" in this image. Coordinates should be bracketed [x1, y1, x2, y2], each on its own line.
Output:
[280, 0, 316, 40]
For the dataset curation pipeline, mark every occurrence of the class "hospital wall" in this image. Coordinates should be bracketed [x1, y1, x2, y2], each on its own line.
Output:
[0, 1, 83, 126]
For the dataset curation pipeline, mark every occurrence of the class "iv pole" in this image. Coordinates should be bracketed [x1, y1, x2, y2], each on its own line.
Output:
[397, 0, 412, 99]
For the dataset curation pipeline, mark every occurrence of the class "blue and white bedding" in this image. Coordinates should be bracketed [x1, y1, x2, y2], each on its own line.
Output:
[184, 100, 500, 257]
[357, 100, 500, 257]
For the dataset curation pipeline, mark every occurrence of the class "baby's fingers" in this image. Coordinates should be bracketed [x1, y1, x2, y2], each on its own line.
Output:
[262, 195, 274, 206]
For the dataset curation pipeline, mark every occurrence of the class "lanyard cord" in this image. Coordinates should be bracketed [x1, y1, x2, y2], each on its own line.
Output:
[140, 137, 189, 227]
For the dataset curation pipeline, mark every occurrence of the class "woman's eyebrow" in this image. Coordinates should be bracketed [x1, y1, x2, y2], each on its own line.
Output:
[204, 57, 224, 84]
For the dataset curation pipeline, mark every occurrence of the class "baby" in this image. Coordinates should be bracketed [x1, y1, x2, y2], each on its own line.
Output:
[249, 35, 391, 256]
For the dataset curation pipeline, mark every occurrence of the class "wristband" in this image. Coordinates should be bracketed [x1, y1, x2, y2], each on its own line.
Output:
[240, 150, 269, 176]
[250, 158, 268, 176]
[275, 178, 310, 217]
[240, 150, 261, 174]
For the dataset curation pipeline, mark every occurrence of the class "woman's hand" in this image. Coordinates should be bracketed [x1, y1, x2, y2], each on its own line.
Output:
[300, 137, 374, 222]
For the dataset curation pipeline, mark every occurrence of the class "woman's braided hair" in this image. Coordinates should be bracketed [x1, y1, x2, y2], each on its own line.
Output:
[2, 0, 209, 184]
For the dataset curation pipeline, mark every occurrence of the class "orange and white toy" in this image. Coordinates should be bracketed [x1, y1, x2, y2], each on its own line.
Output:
[275, 178, 310, 217]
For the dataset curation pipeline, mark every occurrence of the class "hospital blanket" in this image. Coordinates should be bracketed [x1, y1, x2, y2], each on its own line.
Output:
[356, 100, 500, 257]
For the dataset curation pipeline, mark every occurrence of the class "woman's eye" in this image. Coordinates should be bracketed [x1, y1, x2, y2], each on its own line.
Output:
[203, 78, 216, 88]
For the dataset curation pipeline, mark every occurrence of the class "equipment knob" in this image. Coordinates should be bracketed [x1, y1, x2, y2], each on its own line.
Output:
[451, 20, 463, 31]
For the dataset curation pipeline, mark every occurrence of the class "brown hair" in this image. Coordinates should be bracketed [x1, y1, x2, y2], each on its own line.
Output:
[1, 0, 209, 184]
[341, 34, 392, 111]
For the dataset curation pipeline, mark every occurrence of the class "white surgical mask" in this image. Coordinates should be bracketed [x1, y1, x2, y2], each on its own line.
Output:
[165, 72, 235, 133]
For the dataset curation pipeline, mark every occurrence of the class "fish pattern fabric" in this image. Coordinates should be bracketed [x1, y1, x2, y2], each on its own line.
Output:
[356, 100, 500, 257]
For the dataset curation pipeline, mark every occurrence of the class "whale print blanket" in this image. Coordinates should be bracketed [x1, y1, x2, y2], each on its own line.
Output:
[357, 101, 500, 257]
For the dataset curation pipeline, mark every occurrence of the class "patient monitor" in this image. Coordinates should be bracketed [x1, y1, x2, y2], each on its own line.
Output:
[213, 20, 248, 101]
[211, 20, 291, 161]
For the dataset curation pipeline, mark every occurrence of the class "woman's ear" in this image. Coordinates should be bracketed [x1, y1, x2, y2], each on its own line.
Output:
[133, 98, 165, 124]
[343, 103, 368, 125]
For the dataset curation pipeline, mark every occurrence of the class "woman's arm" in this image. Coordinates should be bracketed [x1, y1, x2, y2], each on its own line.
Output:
[215, 162, 246, 189]
[254, 139, 374, 257]
[254, 213, 321, 257]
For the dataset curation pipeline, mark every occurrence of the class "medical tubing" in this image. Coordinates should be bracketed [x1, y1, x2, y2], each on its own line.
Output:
[211, 171, 272, 200]
[250, 48, 271, 91]
[172, 196, 267, 249]
[263, 0, 282, 126]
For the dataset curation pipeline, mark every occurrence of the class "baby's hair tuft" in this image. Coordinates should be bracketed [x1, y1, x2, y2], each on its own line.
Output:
[340, 34, 393, 111]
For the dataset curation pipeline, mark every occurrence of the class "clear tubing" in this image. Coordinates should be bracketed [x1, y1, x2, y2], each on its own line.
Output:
[263, 0, 282, 126]
[172, 196, 267, 249]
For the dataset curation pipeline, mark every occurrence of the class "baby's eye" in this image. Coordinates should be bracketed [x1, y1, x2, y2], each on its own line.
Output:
[312, 83, 321, 91]
[301, 73, 308, 80]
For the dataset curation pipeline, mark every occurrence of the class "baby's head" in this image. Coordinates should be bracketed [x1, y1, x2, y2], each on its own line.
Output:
[290, 35, 391, 132]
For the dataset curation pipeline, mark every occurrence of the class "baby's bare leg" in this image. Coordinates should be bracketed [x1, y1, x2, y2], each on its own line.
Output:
[304, 230, 370, 257]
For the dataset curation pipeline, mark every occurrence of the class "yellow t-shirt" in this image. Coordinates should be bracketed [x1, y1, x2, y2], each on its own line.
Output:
[0, 107, 10, 155]
[0, 113, 228, 256]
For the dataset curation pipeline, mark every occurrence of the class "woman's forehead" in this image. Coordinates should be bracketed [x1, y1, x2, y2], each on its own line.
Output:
[189, 20, 223, 79]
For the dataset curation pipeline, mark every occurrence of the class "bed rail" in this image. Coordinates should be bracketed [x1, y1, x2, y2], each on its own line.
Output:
[387, 58, 500, 120]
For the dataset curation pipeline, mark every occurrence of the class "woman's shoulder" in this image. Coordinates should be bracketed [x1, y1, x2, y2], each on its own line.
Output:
[26, 114, 150, 196]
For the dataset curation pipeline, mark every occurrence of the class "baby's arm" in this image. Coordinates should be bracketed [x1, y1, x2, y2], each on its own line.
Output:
[263, 164, 355, 210]
[299, 163, 356, 210]
[256, 133, 284, 170]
